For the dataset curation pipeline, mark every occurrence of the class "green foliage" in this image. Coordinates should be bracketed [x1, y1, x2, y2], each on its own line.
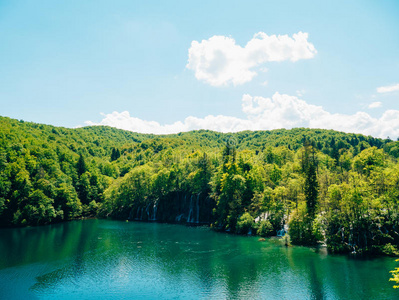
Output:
[353, 147, 385, 175]
[270, 164, 282, 185]
[110, 148, 121, 161]
[379, 243, 399, 256]
[301, 141, 319, 218]
[390, 259, 399, 289]
[257, 219, 274, 237]
[76, 154, 87, 176]
[289, 203, 321, 245]
[236, 212, 254, 234]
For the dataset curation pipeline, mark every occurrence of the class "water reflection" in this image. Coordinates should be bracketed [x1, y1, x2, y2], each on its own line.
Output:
[0, 220, 397, 299]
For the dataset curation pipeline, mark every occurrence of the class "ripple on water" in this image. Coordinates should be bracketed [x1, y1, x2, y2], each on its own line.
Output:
[0, 220, 397, 299]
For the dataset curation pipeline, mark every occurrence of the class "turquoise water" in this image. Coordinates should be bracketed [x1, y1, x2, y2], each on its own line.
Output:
[0, 219, 397, 299]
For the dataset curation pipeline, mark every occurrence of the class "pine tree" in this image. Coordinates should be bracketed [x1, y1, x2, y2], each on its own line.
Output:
[110, 148, 121, 161]
[110, 148, 116, 161]
[77, 154, 87, 176]
[302, 139, 318, 217]
[304, 161, 318, 218]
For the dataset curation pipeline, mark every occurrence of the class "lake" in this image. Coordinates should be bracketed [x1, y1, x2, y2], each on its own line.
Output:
[0, 219, 397, 299]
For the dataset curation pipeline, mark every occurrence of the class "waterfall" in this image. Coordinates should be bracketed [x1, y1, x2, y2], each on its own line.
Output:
[135, 206, 141, 220]
[187, 195, 193, 223]
[152, 202, 158, 221]
[146, 203, 151, 220]
[175, 214, 184, 222]
[277, 228, 285, 237]
[255, 212, 268, 223]
[196, 193, 200, 223]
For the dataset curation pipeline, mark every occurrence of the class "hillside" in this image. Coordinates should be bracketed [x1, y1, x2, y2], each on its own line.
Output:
[1, 115, 399, 255]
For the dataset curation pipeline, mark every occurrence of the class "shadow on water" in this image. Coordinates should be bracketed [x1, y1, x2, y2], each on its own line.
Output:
[308, 259, 325, 300]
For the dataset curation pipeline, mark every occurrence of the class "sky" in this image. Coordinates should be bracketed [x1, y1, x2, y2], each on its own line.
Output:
[0, 0, 398, 138]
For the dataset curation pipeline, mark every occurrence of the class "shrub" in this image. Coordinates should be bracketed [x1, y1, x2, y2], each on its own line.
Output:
[257, 220, 274, 237]
[236, 212, 254, 234]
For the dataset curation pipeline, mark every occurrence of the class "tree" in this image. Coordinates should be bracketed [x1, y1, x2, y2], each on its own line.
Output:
[289, 140, 320, 245]
[236, 212, 254, 234]
[22, 190, 56, 225]
[304, 159, 318, 218]
[76, 172, 91, 205]
[212, 159, 246, 231]
[110, 148, 121, 161]
[302, 140, 319, 218]
[76, 154, 87, 176]
[270, 164, 282, 186]
[55, 182, 82, 219]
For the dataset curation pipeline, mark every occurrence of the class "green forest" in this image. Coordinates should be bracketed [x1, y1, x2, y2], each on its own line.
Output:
[1, 115, 399, 256]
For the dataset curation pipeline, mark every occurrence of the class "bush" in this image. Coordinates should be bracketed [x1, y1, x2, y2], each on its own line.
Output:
[257, 220, 274, 237]
[378, 243, 399, 256]
[236, 212, 254, 234]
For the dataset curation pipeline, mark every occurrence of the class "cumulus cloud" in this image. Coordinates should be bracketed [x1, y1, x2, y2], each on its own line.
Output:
[377, 83, 399, 93]
[85, 112, 249, 134]
[85, 93, 399, 138]
[186, 32, 317, 86]
[368, 101, 382, 108]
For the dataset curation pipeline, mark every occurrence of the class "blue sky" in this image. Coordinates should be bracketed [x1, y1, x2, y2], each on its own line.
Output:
[0, 0, 398, 137]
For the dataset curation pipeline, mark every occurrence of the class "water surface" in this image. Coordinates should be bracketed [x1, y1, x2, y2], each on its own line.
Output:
[0, 220, 397, 299]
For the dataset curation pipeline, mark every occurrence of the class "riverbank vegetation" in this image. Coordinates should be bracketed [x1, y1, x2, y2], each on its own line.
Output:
[1, 116, 399, 256]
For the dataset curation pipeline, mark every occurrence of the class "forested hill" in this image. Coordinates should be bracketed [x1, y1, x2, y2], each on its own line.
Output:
[1, 115, 394, 152]
[1, 115, 399, 256]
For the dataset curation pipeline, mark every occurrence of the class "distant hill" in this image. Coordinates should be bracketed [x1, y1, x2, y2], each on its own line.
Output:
[1, 115, 394, 155]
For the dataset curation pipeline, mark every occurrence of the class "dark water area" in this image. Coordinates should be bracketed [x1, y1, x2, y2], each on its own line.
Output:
[0, 219, 397, 299]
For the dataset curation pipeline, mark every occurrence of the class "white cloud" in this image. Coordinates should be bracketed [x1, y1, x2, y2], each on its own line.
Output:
[85, 111, 251, 134]
[85, 93, 399, 138]
[377, 83, 399, 93]
[368, 101, 382, 108]
[186, 32, 317, 86]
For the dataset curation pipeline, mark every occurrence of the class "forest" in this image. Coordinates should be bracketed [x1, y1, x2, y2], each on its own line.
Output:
[1, 115, 399, 256]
